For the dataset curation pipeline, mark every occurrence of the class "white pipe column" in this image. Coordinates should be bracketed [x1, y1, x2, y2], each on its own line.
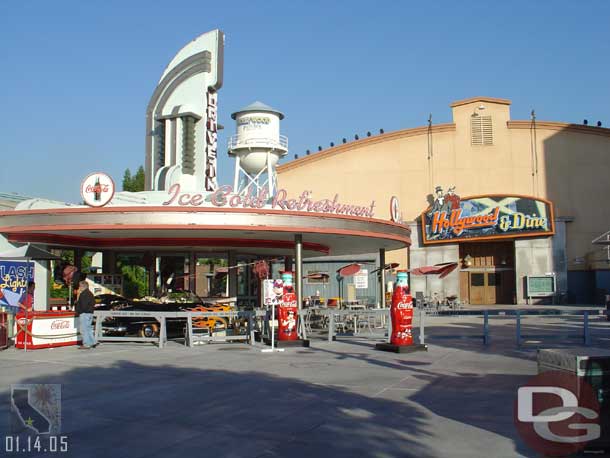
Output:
[295, 234, 305, 339]
[233, 156, 241, 192]
[266, 151, 274, 196]
[379, 248, 386, 308]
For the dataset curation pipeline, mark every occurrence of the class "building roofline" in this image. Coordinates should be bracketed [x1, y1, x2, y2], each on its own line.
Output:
[507, 120, 610, 137]
[450, 96, 512, 108]
[277, 123, 456, 173]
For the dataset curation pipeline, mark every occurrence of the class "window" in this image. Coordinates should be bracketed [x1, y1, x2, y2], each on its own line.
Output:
[471, 273, 485, 287]
[471, 115, 493, 145]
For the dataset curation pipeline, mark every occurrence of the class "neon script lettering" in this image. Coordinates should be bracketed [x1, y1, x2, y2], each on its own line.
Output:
[431, 208, 500, 236]
[162, 184, 376, 218]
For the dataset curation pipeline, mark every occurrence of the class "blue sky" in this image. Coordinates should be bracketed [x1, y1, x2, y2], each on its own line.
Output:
[1, 1, 609, 203]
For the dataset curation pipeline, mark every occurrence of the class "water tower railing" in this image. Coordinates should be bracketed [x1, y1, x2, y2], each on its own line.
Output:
[228, 134, 288, 151]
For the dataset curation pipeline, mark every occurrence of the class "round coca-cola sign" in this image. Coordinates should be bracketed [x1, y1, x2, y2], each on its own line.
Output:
[81, 172, 115, 207]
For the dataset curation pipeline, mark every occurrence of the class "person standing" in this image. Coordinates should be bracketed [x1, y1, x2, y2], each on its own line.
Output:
[18, 281, 35, 312]
[75, 281, 96, 349]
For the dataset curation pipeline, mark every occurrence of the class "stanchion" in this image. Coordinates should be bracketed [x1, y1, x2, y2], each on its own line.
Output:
[261, 304, 284, 353]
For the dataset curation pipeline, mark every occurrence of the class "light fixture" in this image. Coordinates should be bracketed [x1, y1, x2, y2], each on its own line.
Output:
[500, 257, 507, 266]
[463, 255, 473, 267]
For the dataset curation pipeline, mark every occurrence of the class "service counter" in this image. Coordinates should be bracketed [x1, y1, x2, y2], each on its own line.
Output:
[15, 310, 80, 350]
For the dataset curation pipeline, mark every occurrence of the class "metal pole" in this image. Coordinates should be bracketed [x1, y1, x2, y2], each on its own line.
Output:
[328, 312, 334, 343]
[419, 308, 425, 345]
[248, 312, 254, 346]
[187, 314, 193, 348]
[583, 311, 590, 346]
[295, 234, 306, 339]
[387, 308, 392, 343]
[483, 311, 489, 345]
[379, 248, 386, 308]
[516, 310, 521, 347]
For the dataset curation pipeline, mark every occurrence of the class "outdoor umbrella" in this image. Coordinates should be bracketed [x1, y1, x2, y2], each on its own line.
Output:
[0, 244, 60, 352]
[409, 262, 459, 301]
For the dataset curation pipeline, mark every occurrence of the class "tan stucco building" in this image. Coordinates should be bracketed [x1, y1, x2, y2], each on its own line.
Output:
[277, 97, 610, 304]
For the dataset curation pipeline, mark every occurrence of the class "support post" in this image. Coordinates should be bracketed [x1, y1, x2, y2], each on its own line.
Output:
[328, 312, 334, 343]
[379, 248, 386, 309]
[418, 308, 425, 345]
[516, 311, 521, 347]
[159, 317, 166, 349]
[187, 314, 193, 348]
[387, 308, 392, 343]
[583, 311, 590, 346]
[295, 234, 306, 339]
[483, 311, 489, 345]
[248, 313, 254, 346]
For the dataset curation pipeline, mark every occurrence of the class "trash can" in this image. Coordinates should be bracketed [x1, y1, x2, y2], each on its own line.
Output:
[538, 348, 610, 454]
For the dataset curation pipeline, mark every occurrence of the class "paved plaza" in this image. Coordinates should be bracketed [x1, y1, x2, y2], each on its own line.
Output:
[1, 310, 608, 458]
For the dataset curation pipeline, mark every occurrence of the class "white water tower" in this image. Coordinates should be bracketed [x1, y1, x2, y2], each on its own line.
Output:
[228, 101, 288, 196]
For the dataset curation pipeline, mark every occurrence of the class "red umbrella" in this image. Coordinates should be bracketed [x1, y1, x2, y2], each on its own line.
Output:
[409, 262, 458, 278]
[370, 262, 399, 274]
[305, 272, 330, 280]
[337, 263, 361, 277]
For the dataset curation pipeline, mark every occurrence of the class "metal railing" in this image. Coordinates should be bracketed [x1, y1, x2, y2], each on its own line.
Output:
[228, 135, 288, 151]
[93, 310, 265, 348]
[306, 307, 608, 348]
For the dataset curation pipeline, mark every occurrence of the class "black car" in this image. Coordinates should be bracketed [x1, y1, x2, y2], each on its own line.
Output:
[96, 292, 234, 338]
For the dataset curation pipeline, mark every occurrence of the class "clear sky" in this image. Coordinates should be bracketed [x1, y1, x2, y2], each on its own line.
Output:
[1, 1, 609, 203]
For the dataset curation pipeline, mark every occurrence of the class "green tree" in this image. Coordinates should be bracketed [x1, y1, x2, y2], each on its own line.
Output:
[122, 166, 145, 192]
[122, 169, 133, 191]
[133, 166, 145, 192]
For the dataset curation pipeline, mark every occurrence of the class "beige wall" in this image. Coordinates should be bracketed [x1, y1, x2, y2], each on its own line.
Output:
[277, 97, 610, 272]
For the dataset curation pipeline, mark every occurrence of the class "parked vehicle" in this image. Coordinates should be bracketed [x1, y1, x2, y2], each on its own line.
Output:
[96, 292, 235, 338]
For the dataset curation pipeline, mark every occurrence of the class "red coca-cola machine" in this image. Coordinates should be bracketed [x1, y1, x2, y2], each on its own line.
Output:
[277, 272, 298, 341]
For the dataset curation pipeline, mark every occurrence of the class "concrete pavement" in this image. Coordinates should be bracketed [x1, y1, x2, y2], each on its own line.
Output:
[0, 313, 608, 458]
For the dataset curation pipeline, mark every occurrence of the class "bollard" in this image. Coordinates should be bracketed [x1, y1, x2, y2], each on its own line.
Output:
[516, 311, 521, 347]
[583, 311, 591, 346]
[483, 311, 490, 345]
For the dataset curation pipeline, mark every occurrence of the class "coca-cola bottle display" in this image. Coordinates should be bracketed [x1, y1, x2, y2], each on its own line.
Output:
[390, 270, 414, 346]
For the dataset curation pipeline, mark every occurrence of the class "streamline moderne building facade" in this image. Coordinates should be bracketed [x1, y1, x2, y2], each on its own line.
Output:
[277, 97, 610, 305]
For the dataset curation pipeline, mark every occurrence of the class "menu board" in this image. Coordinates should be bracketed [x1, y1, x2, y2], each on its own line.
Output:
[526, 275, 555, 297]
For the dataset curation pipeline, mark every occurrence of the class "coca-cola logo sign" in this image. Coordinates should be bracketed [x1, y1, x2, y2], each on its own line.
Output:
[50, 320, 70, 330]
[81, 172, 115, 207]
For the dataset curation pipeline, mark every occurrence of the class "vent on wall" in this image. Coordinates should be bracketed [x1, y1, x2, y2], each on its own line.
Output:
[471, 115, 493, 145]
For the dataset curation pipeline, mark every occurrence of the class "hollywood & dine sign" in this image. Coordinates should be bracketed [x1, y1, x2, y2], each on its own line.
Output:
[162, 184, 376, 218]
[421, 191, 554, 244]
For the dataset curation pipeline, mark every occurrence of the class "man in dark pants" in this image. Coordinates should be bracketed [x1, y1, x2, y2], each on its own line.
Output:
[75, 281, 96, 349]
